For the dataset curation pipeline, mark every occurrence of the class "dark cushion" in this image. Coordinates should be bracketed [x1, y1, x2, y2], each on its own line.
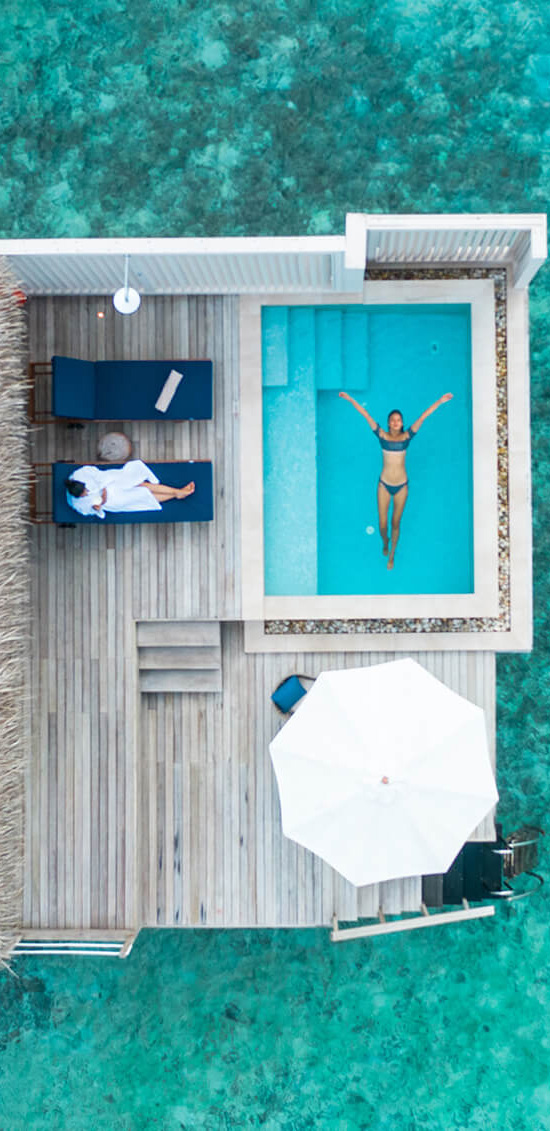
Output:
[52, 356, 96, 419]
[271, 675, 308, 713]
[53, 461, 213, 524]
[52, 357, 213, 420]
[95, 360, 212, 420]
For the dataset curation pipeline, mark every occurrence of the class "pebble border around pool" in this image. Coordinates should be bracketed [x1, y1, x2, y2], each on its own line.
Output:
[265, 265, 511, 636]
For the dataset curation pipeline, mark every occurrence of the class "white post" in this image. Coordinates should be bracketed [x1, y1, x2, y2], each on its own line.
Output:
[512, 217, 547, 287]
[334, 213, 367, 293]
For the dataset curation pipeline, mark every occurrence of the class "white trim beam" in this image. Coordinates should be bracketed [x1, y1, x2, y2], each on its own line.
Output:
[331, 903, 495, 941]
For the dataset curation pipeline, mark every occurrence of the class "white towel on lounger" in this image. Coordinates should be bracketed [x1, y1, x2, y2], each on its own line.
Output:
[67, 460, 161, 518]
[155, 369, 184, 413]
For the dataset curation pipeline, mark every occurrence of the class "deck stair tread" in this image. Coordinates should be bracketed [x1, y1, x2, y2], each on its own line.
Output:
[138, 645, 221, 670]
[140, 668, 222, 693]
[136, 620, 220, 647]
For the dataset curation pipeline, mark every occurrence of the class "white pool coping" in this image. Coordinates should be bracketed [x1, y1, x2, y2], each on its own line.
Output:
[240, 279, 500, 623]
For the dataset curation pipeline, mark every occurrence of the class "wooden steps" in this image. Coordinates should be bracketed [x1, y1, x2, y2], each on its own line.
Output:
[140, 669, 222, 693]
[138, 620, 222, 693]
[137, 620, 220, 647]
[138, 646, 221, 670]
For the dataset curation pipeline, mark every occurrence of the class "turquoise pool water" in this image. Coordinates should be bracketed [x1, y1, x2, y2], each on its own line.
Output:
[2, 0, 550, 1127]
[263, 304, 473, 595]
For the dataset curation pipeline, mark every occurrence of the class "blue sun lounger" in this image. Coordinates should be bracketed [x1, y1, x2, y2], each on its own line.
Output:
[52, 461, 214, 524]
[51, 356, 213, 420]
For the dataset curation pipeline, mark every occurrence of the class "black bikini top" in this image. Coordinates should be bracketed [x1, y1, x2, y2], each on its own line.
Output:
[375, 424, 416, 452]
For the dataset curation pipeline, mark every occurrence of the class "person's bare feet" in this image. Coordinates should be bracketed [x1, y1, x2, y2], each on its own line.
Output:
[382, 539, 389, 557]
[387, 554, 395, 570]
[177, 481, 195, 499]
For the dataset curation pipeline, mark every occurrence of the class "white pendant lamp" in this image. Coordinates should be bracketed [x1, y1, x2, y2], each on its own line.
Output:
[113, 255, 141, 315]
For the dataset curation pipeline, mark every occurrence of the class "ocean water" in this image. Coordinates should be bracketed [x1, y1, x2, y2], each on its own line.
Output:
[262, 304, 473, 595]
[2, 1, 550, 1128]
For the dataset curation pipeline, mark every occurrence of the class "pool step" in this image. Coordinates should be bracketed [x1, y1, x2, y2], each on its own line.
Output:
[262, 305, 370, 394]
[315, 308, 370, 392]
[263, 308, 318, 595]
[315, 308, 344, 390]
[262, 307, 289, 386]
[137, 620, 222, 693]
[342, 309, 369, 392]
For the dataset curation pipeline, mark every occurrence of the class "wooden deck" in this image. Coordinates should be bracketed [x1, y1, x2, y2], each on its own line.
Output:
[24, 295, 496, 932]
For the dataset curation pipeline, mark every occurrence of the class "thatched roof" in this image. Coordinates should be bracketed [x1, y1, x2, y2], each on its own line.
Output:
[0, 259, 30, 959]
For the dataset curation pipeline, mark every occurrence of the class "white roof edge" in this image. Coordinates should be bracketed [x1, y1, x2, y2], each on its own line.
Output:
[1, 215, 545, 259]
[347, 211, 547, 230]
[1, 215, 546, 257]
[0, 235, 346, 257]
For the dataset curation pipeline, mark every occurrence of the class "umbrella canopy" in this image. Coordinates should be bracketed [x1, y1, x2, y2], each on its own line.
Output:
[269, 658, 499, 887]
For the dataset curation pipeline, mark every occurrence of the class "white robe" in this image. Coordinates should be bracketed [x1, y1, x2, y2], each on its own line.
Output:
[67, 460, 161, 519]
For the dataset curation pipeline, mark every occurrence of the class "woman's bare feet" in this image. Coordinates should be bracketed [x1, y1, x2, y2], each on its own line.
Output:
[177, 482, 195, 499]
[382, 539, 389, 557]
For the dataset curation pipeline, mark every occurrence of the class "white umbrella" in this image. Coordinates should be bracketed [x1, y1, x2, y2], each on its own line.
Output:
[269, 658, 498, 887]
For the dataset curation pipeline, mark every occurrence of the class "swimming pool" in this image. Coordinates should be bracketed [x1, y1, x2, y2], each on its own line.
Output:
[262, 303, 473, 596]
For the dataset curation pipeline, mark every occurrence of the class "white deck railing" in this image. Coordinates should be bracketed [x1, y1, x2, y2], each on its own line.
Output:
[331, 901, 495, 942]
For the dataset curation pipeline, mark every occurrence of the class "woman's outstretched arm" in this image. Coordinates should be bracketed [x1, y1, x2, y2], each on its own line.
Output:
[410, 392, 453, 433]
[338, 391, 378, 431]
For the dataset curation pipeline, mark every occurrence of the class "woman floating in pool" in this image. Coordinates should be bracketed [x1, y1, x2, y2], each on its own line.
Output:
[339, 391, 454, 569]
[65, 459, 195, 519]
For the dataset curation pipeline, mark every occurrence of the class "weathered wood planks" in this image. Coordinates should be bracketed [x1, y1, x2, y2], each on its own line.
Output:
[25, 295, 241, 929]
[137, 629, 495, 928]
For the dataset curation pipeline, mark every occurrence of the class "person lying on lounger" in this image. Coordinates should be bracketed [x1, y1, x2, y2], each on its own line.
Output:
[338, 392, 453, 570]
[64, 459, 195, 520]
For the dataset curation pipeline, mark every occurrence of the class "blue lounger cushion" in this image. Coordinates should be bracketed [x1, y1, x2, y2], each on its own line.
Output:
[52, 356, 213, 420]
[53, 358, 96, 419]
[53, 461, 214, 524]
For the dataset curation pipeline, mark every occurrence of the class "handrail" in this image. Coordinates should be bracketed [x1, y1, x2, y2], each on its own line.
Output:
[496, 872, 545, 902]
[8, 929, 138, 959]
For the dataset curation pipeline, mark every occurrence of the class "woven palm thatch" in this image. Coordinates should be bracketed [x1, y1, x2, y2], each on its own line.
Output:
[0, 259, 30, 959]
